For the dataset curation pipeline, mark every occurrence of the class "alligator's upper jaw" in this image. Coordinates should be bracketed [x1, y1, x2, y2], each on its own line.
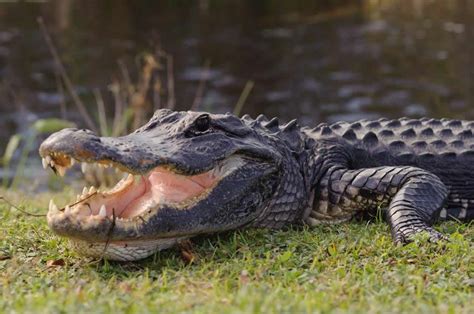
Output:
[39, 127, 236, 176]
[38, 128, 167, 176]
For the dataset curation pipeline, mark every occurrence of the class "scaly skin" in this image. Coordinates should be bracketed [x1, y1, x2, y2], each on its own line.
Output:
[303, 117, 474, 242]
[39, 111, 474, 260]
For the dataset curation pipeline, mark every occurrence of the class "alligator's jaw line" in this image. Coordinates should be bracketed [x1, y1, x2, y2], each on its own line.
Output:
[44, 150, 246, 261]
[71, 237, 187, 261]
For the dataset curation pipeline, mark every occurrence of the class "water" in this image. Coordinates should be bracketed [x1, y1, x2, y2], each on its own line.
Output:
[0, 0, 473, 184]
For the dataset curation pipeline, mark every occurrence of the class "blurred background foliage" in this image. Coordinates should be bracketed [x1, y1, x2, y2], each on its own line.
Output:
[0, 0, 473, 190]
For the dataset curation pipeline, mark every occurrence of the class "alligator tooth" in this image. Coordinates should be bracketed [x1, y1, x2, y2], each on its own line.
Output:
[70, 159, 75, 166]
[50, 159, 56, 167]
[89, 186, 97, 194]
[82, 187, 88, 196]
[49, 199, 58, 212]
[76, 194, 81, 201]
[57, 166, 66, 177]
[81, 162, 88, 173]
[65, 205, 71, 214]
[98, 205, 107, 217]
[42, 158, 49, 169]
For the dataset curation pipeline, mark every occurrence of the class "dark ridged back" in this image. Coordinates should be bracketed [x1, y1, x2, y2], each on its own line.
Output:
[305, 117, 474, 217]
[306, 117, 474, 166]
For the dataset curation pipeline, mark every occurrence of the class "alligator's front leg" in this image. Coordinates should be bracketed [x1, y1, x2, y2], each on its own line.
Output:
[310, 166, 449, 243]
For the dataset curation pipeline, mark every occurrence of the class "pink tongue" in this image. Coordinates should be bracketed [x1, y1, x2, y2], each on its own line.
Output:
[148, 169, 216, 203]
[113, 168, 218, 218]
[120, 191, 155, 218]
[105, 178, 146, 215]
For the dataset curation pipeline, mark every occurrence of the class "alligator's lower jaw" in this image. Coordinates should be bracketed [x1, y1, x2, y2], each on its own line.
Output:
[70, 237, 188, 261]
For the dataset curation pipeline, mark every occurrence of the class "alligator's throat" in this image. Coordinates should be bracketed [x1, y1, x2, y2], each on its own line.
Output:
[43, 152, 240, 222]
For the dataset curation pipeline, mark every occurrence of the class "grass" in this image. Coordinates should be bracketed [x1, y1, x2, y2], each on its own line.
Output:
[0, 188, 473, 313]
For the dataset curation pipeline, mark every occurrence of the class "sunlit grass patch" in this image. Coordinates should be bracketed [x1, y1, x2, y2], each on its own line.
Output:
[0, 189, 472, 313]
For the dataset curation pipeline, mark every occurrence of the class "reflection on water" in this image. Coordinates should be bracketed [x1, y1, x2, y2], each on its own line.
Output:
[0, 0, 473, 155]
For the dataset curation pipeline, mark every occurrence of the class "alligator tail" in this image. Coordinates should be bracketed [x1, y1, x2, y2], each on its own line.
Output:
[439, 200, 474, 222]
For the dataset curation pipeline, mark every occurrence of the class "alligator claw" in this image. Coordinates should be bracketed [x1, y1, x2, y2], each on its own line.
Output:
[393, 226, 448, 244]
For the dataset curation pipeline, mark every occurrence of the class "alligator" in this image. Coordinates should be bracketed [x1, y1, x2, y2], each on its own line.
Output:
[39, 109, 474, 261]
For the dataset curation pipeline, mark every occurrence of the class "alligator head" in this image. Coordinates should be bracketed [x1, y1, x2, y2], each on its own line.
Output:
[39, 109, 310, 261]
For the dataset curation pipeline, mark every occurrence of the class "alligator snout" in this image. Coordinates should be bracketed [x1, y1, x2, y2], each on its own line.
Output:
[40, 128, 101, 162]
[39, 128, 160, 175]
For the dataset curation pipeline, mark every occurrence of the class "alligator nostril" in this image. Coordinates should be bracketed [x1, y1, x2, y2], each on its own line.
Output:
[80, 129, 96, 136]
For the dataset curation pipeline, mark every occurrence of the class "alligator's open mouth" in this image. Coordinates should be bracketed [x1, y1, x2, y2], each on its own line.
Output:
[42, 152, 243, 222]
[40, 149, 256, 261]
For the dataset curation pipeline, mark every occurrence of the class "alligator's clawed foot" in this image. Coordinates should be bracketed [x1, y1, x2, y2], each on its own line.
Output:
[393, 226, 448, 245]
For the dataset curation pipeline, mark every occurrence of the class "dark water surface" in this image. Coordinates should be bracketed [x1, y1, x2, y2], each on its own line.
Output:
[0, 0, 473, 180]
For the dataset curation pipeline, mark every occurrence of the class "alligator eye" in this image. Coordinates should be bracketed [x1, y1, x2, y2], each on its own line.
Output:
[193, 114, 211, 133]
